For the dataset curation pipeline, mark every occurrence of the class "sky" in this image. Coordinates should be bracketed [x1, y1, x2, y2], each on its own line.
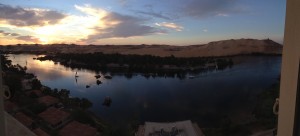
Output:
[0, 0, 286, 45]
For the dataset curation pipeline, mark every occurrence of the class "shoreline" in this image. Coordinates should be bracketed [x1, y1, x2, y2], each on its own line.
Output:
[0, 38, 282, 58]
[1, 55, 107, 135]
[36, 53, 234, 77]
[2, 53, 282, 135]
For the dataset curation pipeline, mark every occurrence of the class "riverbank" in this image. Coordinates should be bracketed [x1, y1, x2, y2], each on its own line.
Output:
[4, 54, 282, 136]
[1, 55, 108, 135]
[36, 53, 234, 77]
[0, 38, 282, 57]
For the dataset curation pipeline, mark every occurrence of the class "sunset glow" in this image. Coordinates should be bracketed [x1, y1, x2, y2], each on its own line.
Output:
[0, 0, 286, 45]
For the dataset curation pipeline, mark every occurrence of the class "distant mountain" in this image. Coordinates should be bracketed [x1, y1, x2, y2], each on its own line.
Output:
[0, 38, 282, 57]
[179, 38, 282, 57]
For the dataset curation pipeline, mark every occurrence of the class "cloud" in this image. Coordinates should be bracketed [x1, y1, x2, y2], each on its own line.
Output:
[134, 10, 172, 20]
[0, 30, 40, 44]
[131, 4, 179, 21]
[0, 3, 66, 26]
[117, 0, 130, 6]
[144, 4, 153, 9]
[0, 30, 20, 36]
[0, 4, 168, 44]
[74, 4, 107, 17]
[202, 29, 208, 32]
[16, 35, 40, 43]
[10, 33, 20, 36]
[79, 7, 166, 43]
[217, 13, 229, 17]
[155, 22, 183, 31]
[181, 0, 244, 18]
[119, 0, 244, 20]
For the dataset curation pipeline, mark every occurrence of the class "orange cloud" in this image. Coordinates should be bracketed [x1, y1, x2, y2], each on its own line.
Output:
[0, 4, 66, 26]
[0, 4, 166, 45]
[155, 22, 184, 31]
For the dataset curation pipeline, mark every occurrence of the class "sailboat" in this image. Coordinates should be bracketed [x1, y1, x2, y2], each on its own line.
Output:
[95, 74, 101, 79]
[75, 71, 79, 78]
[104, 74, 112, 79]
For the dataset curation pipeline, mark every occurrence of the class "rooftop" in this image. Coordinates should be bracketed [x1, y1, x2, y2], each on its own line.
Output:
[14, 112, 33, 127]
[37, 96, 59, 106]
[38, 107, 70, 126]
[32, 128, 49, 136]
[4, 112, 36, 136]
[4, 100, 18, 112]
[59, 121, 97, 136]
[26, 90, 43, 97]
[137, 120, 205, 136]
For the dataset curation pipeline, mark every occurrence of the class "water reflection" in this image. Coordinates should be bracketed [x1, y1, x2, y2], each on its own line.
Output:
[7, 54, 281, 127]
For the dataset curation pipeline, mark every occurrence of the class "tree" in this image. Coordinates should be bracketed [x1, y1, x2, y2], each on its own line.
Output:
[31, 79, 42, 89]
[80, 98, 93, 110]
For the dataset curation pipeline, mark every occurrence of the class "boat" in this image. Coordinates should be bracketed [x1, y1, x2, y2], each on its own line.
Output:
[75, 71, 79, 78]
[104, 75, 112, 79]
[188, 75, 196, 79]
[86, 85, 90, 88]
[96, 80, 102, 85]
[103, 96, 112, 106]
[95, 74, 101, 79]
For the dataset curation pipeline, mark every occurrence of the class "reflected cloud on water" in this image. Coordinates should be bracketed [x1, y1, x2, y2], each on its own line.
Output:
[7, 54, 282, 127]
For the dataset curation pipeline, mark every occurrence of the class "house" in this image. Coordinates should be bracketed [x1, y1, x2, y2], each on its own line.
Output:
[59, 121, 98, 136]
[4, 101, 18, 113]
[32, 128, 50, 136]
[21, 79, 33, 90]
[26, 90, 43, 97]
[14, 112, 33, 129]
[38, 95, 59, 107]
[136, 120, 205, 136]
[38, 107, 70, 129]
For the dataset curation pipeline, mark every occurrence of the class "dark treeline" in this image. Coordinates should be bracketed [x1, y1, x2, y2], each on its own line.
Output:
[1, 55, 93, 111]
[1, 55, 98, 132]
[37, 53, 234, 78]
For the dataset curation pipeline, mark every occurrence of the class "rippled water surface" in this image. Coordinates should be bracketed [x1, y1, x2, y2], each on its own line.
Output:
[8, 54, 281, 127]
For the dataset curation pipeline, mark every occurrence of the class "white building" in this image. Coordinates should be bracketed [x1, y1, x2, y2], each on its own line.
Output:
[136, 120, 205, 136]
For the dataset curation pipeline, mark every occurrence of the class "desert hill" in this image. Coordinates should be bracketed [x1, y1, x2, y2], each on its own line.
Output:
[0, 38, 282, 57]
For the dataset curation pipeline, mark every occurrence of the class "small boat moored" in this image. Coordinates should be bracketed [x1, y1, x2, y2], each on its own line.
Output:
[96, 80, 102, 85]
[75, 71, 79, 78]
[103, 96, 112, 106]
[104, 75, 112, 79]
[95, 74, 101, 79]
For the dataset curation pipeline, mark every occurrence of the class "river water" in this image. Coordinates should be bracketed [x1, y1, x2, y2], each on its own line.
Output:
[7, 54, 281, 127]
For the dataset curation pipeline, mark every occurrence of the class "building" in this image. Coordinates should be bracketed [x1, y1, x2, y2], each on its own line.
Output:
[26, 90, 43, 98]
[136, 120, 205, 136]
[37, 96, 59, 107]
[38, 107, 70, 129]
[21, 79, 33, 91]
[14, 112, 34, 129]
[4, 101, 18, 113]
[3, 112, 36, 136]
[32, 128, 49, 136]
[59, 121, 98, 136]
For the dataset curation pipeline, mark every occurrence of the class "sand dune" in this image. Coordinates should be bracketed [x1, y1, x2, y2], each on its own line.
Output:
[0, 39, 282, 57]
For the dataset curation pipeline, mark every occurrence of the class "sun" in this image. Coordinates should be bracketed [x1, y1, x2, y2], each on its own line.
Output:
[39, 37, 49, 44]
